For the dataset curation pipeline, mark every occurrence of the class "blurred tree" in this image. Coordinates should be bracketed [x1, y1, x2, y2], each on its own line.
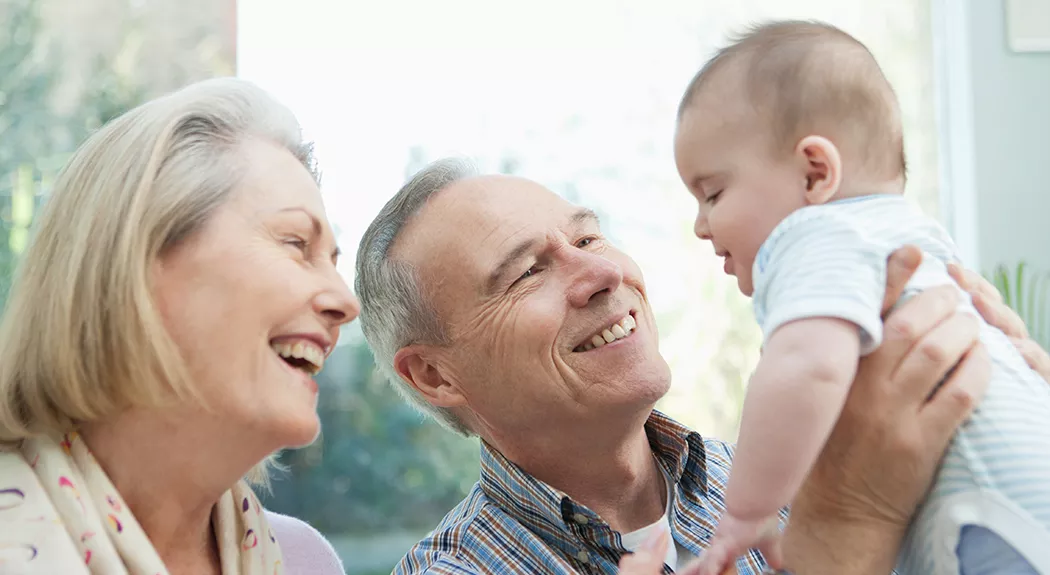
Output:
[0, 0, 220, 309]
[0, 0, 63, 303]
[262, 331, 481, 534]
[0, 0, 58, 173]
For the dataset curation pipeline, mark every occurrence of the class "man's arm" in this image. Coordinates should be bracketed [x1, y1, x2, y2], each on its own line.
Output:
[781, 246, 989, 574]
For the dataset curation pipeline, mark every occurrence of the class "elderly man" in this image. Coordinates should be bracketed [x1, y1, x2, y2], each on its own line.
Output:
[355, 158, 1045, 575]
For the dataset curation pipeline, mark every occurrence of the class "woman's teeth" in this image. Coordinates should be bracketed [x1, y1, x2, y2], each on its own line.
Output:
[271, 341, 325, 374]
[575, 314, 636, 352]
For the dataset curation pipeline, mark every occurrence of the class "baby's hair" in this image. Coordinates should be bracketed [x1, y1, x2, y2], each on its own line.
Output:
[679, 20, 906, 183]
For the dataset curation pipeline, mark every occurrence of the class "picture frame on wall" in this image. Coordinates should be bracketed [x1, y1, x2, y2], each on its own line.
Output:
[1006, 0, 1050, 52]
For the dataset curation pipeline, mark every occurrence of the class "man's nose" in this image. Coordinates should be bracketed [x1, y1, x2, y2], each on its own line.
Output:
[565, 250, 624, 308]
[694, 211, 712, 241]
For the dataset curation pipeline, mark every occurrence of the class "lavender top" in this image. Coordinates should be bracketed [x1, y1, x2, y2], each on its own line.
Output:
[266, 510, 345, 575]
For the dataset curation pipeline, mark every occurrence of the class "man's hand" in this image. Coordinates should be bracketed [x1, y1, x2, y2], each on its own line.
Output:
[947, 262, 1050, 380]
[781, 245, 991, 574]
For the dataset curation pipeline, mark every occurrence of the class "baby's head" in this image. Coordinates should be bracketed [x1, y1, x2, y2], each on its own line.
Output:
[674, 21, 905, 295]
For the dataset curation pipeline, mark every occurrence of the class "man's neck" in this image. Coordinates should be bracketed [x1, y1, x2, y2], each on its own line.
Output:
[486, 409, 666, 533]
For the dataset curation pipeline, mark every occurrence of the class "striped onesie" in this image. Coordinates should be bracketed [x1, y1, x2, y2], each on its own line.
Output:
[752, 194, 1050, 574]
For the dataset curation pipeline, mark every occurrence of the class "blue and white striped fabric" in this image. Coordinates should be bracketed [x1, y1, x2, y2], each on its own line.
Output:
[753, 194, 1050, 574]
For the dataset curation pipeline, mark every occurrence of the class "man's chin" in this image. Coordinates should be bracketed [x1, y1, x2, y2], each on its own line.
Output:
[612, 362, 673, 408]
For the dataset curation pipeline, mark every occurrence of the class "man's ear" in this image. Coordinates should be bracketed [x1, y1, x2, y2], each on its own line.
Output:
[795, 135, 842, 205]
[393, 345, 468, 408]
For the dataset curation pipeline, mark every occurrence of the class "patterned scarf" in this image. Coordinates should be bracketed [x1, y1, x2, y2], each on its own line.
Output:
[0, 432, 284, 574]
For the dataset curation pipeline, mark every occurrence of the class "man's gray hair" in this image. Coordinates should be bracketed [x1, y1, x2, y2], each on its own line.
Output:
[355, 158, 478, 436]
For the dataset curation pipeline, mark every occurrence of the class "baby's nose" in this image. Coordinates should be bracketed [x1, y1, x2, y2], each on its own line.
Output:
[694, 213, 712, 240]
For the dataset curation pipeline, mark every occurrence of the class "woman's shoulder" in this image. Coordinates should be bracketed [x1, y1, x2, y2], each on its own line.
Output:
[265, 510, 344, 575]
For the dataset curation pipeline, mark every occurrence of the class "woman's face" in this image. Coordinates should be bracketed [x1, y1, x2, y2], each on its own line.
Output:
[152, 138, 358, 449]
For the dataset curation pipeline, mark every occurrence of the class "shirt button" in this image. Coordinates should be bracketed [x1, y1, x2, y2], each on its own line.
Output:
[573, 513, 589, 525]
[576, 551, 590, 563]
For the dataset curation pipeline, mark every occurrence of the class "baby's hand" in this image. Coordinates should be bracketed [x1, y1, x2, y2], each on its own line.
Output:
[687, 513, 782, 575]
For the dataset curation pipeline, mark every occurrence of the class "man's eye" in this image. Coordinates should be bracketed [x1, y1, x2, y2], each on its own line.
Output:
[577, 236, 601, 248]
[284, 237, 309, 252]
[514, 265, 540, 284]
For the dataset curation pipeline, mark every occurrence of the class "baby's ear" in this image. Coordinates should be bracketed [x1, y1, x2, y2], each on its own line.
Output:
[795, 135, 842, 205]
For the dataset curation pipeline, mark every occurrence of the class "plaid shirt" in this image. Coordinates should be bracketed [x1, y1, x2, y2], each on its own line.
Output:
[394, 411, 786, 574]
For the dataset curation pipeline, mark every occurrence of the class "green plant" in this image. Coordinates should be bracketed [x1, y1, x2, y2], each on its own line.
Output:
[987, 261, 1050, 350]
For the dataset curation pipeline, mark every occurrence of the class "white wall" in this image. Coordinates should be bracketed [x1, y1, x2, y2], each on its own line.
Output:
[938, 0, 1050, 273]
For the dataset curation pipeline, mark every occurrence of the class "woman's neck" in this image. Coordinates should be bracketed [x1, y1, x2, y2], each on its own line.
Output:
[78, 406, 265, 572]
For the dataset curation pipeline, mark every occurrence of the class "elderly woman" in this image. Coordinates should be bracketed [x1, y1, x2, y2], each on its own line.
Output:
[0, 79, 357, 574]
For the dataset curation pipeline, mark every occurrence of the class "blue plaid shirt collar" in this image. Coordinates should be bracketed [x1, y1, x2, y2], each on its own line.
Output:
[394, 410, 775, 574]
[478, 409, 712, 550]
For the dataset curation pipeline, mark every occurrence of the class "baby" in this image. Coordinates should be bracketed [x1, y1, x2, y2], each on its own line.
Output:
[674, 21, 1050, 575]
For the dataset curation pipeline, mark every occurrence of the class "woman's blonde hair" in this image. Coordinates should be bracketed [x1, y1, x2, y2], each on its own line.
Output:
[0, 78, 315, 481]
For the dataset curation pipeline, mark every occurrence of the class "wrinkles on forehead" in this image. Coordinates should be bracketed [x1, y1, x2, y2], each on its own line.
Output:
[390, 175, 564, 325]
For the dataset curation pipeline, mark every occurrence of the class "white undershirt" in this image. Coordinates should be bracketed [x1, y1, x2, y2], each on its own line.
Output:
[619, 463, 696, 570]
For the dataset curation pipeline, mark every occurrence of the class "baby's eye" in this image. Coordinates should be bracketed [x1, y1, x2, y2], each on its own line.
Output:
[705, 190, 723, 204]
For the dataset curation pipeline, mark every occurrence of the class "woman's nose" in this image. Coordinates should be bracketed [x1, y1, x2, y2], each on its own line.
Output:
[315, 271, 361, 325]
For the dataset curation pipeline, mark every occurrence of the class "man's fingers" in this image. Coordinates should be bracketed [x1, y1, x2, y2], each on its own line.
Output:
[881, 245, 922, 315]
[879, 285, 960, 372]
[919, 344, 989, 447]
[946, 261, 968, 289]
[893, 313, 981, 403]
[948, 262, 1003, 304]
[973, 291, 1029, 339]
[1012, 337, 1050, 383]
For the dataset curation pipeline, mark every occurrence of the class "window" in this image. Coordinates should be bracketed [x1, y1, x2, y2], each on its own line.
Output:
[0, 2, 939, 573]
[240, 2, 939, 572]
[237, 1, 942, 571]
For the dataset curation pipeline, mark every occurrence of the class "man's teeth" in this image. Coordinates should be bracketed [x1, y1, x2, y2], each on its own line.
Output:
[577, 314, 636, 352]
[271, 341, 325, 374]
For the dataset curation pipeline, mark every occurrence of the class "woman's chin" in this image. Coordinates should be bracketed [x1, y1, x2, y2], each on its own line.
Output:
[280, 413, 322, 448]
[255, 401, 322, 449]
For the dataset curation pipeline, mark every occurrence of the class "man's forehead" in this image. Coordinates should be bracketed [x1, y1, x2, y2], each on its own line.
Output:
[393, 174, 573, 271]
